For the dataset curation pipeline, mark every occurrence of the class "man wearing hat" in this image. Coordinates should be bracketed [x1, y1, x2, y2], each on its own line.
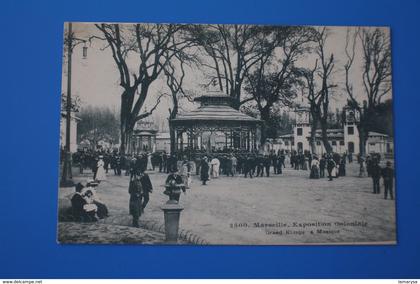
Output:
[200, 156, 210, 185]
[371, 160, 382, 194]
[128, 168, 153, 227]
[71, 183, 88, 222]
[326, 154, 336, 181]
[382, 161, 395, 200]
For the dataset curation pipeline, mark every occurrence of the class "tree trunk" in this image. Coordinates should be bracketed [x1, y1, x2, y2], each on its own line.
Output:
[170, 127, 176, 154]
[309, 117, 318, 154]
[357, 124, 368, 176]
[120, 128, 126, 154]
[169, 101, 179, 154]
[320, 119, 333, 154]
[119, 88, 137, 155]
[260, 107, 270, 145]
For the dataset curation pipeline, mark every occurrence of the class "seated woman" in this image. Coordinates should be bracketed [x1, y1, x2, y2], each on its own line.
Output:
[81, 189, 99, 221]
[71, 183, 97, 222]
[83, 183, 109, 219]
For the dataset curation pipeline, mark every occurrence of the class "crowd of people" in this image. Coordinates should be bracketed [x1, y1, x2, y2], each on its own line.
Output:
[66, 147, 394, 227]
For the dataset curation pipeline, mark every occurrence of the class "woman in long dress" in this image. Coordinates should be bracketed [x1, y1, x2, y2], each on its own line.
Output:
[200, 157, 210, 185]
[147, 152, 153, 171]
[85, 181, 108, 219]
[211, 157, 220, 178]
[310, 157, 320, 179]
[95, 156, 107, 181]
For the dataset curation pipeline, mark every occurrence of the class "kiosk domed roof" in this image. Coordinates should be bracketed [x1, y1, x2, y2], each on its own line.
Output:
[171, 90, 260, 124]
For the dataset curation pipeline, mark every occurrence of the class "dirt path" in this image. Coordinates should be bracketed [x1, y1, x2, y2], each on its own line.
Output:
[58, 163, 396, 245]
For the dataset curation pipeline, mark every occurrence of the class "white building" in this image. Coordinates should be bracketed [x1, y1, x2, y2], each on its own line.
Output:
[277, 107, 393, 157]
[60, 112, 80, 153]
[156, 132, 171, 153]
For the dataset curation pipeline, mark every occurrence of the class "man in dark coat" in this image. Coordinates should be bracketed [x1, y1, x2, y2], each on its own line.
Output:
[278, 152, 285, 174]
[338, 157, 346, 177]
[366, 156, 373, 177]
[139, 169, 153, 212]
[92, 155, 99, 180]
[371, 160, 382, 194]
[319, 155, 326, 178]
[162, 152, 168, 173]
[382, 161, 394, 200]
[326, 156, 336, 181]
[225, 155, 234, 177]
[271, 153, 277, 174]
[128, 174, 142, 227]
[256, 155, 264, 177]
[128, 169, 153, 227]
[200, 157, 210, 185]
[244, 155, 254, 178]
[264, 155, 271, 177]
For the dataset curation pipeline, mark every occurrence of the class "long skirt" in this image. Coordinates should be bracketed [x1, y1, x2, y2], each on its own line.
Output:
[94, 201, 108, 219]
[310, 165, 320, 179]
[96, 166, 107, 181]
[212, 165, 219, 178]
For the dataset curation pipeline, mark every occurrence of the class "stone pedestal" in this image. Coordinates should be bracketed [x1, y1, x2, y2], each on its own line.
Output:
[161, 201, 184, 243]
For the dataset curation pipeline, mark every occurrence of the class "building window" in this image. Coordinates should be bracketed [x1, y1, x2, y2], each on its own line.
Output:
[348, 126, 354, 135]
[316, 141, 321, 145]
[285, 141, 289, 146]
[339, 141, 345, 146]
[370, 143, 375, 146]
[297, 128, 303, 136]
[332, 141, 337, 146]
[291, 141, 295, 146]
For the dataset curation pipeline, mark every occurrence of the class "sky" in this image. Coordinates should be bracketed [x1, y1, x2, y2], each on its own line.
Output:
[61, 22, 392, 129]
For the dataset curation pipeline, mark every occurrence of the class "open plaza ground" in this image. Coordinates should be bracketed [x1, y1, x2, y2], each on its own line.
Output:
[58, 162, 396, 245]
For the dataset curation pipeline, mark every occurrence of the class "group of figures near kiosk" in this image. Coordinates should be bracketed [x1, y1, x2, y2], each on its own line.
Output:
[58, 22, 396, 244]
[64, 144, 394, 231]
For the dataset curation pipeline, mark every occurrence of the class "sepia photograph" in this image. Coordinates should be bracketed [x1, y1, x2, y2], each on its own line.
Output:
[57, 22, 395, 245]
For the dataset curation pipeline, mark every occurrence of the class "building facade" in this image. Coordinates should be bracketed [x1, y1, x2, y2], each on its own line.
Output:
[129, 117, 158, 154]
[276, 107, 393, 157]
[60, 112, 80, 153]
[155, 132, 171, 153]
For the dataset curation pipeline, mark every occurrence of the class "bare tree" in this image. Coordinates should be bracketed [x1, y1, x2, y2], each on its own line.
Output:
[344, 27, 392, 172]
[298, 61, 319, 154]
[93, 23, 194, 153]
[162, 52, 188, 153]
[190, 24, 275, 109]
[313, 28, 336, 154]
[244, 26, 316, 143]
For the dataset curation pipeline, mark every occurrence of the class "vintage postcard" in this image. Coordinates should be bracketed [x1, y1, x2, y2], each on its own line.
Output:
[57, 22, 395, 245]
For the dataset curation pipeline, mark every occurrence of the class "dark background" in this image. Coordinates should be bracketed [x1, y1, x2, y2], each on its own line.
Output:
[1, 0, 419, 279]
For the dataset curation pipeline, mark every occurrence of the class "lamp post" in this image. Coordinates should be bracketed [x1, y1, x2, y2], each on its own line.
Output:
[60, 22, 87, 187]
